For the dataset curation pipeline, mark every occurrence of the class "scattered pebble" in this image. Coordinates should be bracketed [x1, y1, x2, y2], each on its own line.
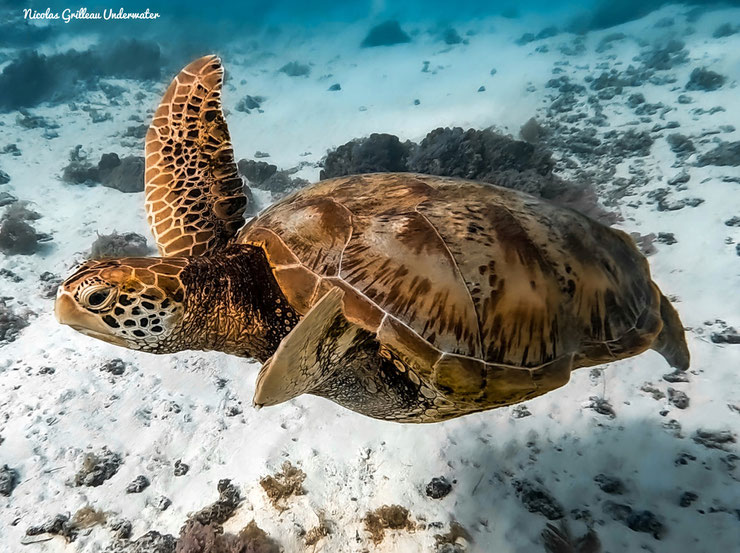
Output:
[174, 459, 189, 476]
[425, 476, 453, 499]
[594, 474, 625, 495]
[663, 370, 690, 383]
[126, 475, 150, 494]
[73, 447, 122, 487]
[26, 514, 78, 543]
[587, 396, 616, 418]
[0, 299, 29, 344]
[0, 464, 19, 496]
[692, 429, 736, 451]
[154, 495, 171, 511]
[100, 359, 126, 376]
[512, 479, 564, 520]
[686, 67, 726, 91]
[667, 388, 690, 409]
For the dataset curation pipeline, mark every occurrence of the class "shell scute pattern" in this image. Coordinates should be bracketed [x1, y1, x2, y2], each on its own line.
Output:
[241, 173, 664, 381]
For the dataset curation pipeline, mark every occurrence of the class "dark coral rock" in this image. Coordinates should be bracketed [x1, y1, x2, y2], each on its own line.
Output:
[61, 160, 99, 185]
[723, 216, 740, 227]
[541, 523, 600, 553]
[663, 370, 689, 383]
[0, 191, 17, 207]
[516, 32, 536, 46]
[0, 40, 161, 112]
[102, 39, 162, 80]
[361, 20, 411, 48]
[123, 124, 147, 139]
[710, 329, 740, 344]
[279, 61, 310, 77]
[519, 117, 543, 143]
[692, 429, 736, 450]
[99, 154, 145, 193]
[100, 358, 126, 376]
[536, 26, 558, 40]
[16, 109, 59, 130]
[174, 459, 190, 476]
[235, 95, 264, 112]
[0, 299, 29, 343]
[0, 169, 9, 184]
[0, 464, 19, 496]
[695, 141, 740, 167]
[594, 474, 624, 495]
[626, 510, 665, 539]
[627, 93, 645, 108]
[686, 67, 726, 91]
[636, 39, 688, 71]
[679, 491, 698, 507]
[322, 133, 413, 179]
[425, 477, 453, 499]
[190, 479, 242, 526]
[442, 28, 463, 45]
[176, 520, 280, 553]
[588, 396, 616, 418]
[408, 127, 554, 180]
[320, 126, 614, 225]
[604, 502, 665, 539]
[237, 159, 277, 185]
[89, 232, 148, 259]
[89, 110, 112, 123]
[713, 23, 738, 38]
[62, 145, 98, 184]
[667, 171, 690, 186]
[108, 530, 175, 553]
[603, 500, 632, 521]
[126, 475, 150, 494]
[110, 518, 133, 540]
[666, 133, 695, 156]
[657, 232, 676, 245]
[26, 514, 78, 542]
[155, 496, 172, 511]
[512, 479, 564, 520]
[613, 130, 653, 157]
[73, 447, 122, 487]
[259, 170, 308, 197]
[0, 218, 44, 254]
[327, 83, 341, 91]
[667, 388, 690, 409]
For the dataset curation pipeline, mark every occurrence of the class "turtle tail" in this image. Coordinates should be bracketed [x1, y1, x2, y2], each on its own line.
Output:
[651, 289, 690, 370]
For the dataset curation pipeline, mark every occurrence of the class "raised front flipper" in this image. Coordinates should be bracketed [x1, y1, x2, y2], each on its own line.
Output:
[145, 55, 247, 257]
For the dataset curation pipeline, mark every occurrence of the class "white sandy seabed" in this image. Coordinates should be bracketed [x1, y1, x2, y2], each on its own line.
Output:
[0, 4, 739, 552]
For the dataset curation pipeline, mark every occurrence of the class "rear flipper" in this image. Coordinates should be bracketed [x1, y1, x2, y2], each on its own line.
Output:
[651, 289, 690, 370]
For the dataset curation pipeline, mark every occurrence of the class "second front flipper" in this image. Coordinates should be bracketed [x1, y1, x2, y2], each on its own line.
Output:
[252, 287, 443, 421]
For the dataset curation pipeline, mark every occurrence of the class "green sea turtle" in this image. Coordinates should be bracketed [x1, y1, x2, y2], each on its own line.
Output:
[55, 55, 690, 423]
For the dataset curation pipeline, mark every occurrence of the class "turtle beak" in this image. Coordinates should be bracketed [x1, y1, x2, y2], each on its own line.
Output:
[55, 290, 128, 348]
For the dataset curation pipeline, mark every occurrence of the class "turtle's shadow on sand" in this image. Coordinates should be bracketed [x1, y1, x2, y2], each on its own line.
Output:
[439, 413, 737, 552]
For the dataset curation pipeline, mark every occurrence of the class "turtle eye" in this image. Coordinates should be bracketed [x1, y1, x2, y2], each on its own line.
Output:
[81, 286, 117, 311]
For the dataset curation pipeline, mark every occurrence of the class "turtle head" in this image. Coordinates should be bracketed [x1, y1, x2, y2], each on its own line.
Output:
[55, 257, 189, 353]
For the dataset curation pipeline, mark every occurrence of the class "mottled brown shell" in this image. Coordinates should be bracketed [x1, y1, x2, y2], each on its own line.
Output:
[237, 173, 665, 380]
